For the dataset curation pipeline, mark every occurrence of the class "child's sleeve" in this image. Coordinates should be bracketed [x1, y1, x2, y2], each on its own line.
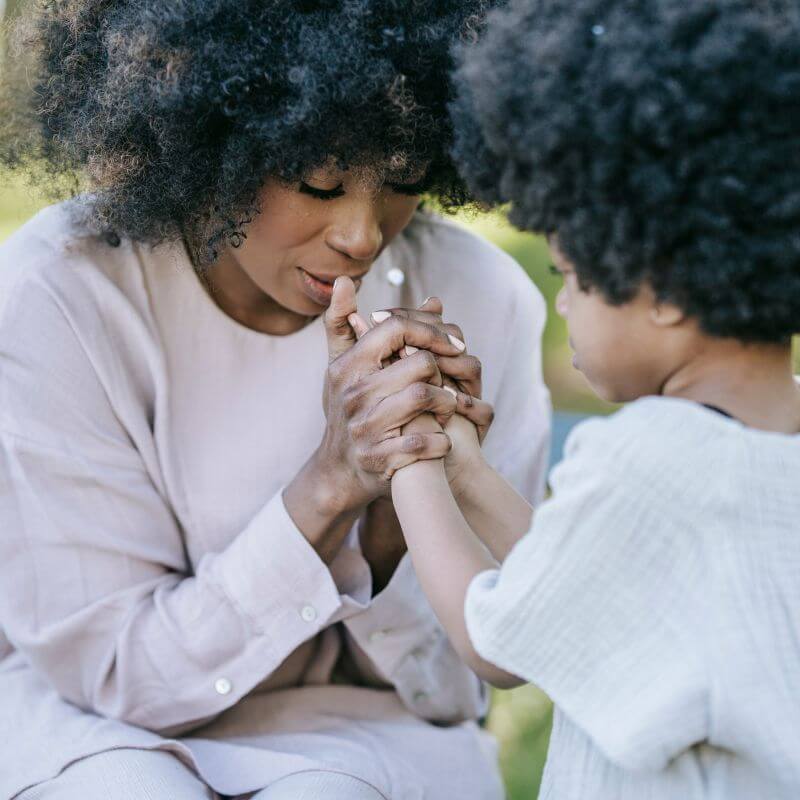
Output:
[464, 415, 710, 772]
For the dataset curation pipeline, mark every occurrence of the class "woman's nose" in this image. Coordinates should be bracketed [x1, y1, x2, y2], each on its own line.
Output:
[555, 287, 568, 318]
[326, 205, 384, 262]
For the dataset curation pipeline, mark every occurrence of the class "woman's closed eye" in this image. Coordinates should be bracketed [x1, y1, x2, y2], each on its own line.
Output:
[299, 177, 431, 201]
[299, 182, 346, 201]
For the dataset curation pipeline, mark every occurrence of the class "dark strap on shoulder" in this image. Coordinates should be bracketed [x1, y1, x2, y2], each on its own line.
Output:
[702, 403, 736, 421]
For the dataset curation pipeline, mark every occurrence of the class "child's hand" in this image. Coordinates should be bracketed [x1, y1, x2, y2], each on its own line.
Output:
[442, 381, 494, 500]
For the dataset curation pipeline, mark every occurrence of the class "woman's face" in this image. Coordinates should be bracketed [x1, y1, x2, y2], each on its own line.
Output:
[207, 160, 425, 334]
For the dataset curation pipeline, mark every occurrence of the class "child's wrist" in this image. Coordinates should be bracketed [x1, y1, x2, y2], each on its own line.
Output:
[391, 455, 447, 495]
[449, 453, 491, 504]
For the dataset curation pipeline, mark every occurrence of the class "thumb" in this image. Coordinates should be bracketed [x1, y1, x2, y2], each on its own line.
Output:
[324, 276, 358, 363]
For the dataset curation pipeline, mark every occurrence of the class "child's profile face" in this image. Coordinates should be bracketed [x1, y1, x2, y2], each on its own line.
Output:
[549, 238, 673, 403]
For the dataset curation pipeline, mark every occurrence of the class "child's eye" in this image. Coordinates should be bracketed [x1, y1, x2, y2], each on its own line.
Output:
[387, 176, 432, 196]
[548, 263, 561, 277]
[299, 182, 345, 201]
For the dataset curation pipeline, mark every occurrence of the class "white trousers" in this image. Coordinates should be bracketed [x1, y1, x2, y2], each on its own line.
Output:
[16, 748, 386, 800]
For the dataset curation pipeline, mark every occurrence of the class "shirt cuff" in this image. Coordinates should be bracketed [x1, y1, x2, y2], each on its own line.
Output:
[207, 489, 344, 637]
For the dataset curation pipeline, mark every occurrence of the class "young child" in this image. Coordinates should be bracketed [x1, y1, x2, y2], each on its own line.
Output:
[384, 0, 800, 797]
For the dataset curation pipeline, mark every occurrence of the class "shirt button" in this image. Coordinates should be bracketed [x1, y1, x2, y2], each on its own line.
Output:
[386, 267, 405, 287]
[214, 677, 232, 696]
[300, 605, 318, 623]
[369, 629, 390, 644]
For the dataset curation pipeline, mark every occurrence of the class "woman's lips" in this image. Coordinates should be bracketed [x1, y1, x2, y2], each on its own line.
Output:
[297, 267, 362, 307]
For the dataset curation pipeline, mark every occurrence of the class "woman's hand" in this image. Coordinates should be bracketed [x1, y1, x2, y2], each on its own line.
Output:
[366, 298, 496, 499]
[284, 278, 465, 562]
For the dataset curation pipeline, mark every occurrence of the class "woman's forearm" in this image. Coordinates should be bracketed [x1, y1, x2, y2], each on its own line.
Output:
[391, 459, 524, 689]
[283, 452, 362, 564]
[453, 459, 535, 562]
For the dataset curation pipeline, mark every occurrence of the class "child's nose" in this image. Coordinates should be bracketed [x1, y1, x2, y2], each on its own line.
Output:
[555, 287, 568, 318]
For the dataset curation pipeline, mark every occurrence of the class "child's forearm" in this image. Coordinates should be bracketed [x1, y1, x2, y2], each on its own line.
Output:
[454, 459, 534, 561]
[391, 459, 524, 689]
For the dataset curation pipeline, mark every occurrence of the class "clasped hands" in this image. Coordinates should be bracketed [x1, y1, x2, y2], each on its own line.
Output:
[283, 275, 494, 576]
[323, 276, 494, 504]
[318, 276, 494, 588]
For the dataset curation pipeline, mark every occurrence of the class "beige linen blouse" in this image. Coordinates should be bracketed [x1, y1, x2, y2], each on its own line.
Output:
[0, 202, 550, 799]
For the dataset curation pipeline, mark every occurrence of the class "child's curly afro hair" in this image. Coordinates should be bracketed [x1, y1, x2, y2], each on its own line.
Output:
[1, 0, 493, 262]
[451, 0, 800, 343]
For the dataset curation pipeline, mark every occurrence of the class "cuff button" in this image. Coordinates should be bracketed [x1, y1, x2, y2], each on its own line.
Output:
[300, 604, 318, 623]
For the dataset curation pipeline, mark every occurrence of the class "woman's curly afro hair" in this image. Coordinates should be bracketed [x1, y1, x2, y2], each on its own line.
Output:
[1, 0, 493, 262]
[451, 0, 800, 343]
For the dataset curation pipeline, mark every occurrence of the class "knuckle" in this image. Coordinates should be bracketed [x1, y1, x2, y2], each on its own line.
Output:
[386, 316, 405, 337]
[402, 433, 426, 454]
[465, 355, 482, 379]
[347, 417, 370, 442]
[410, 382, 432, 405]
[342, 383, 367, 417]
[418, 350, 438, 375]
[356, 447, 382, 473]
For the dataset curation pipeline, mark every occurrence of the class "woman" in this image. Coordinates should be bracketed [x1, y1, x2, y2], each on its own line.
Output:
[0, 2, 550, 798]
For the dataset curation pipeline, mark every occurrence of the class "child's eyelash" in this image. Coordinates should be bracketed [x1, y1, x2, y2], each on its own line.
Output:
[548, 263, 561, 276]
[388, 178, 430, 196]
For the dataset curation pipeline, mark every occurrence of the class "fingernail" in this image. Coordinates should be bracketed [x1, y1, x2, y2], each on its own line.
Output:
[448, 334, 466, 352]
[443, 385, 457, 397]
[404, 345, 419, 356]
[371, 310, 391, 323]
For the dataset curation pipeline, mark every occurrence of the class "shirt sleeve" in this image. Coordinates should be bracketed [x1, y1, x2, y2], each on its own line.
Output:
[0, 279, 350, 735]
[464, 420, 710, 771]
[342, 552, 488, 723]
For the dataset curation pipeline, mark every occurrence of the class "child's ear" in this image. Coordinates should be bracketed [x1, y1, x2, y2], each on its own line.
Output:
[650, 300, 686, 328]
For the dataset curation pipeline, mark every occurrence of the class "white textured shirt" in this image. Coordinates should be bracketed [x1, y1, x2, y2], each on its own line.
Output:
[466, 397, 800, 800]
[0, 202, 550, 799]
